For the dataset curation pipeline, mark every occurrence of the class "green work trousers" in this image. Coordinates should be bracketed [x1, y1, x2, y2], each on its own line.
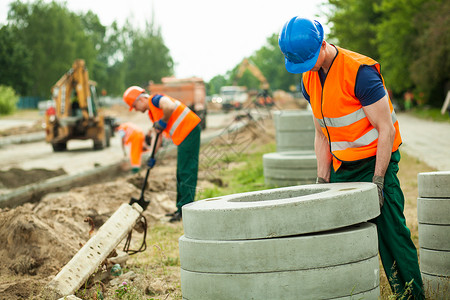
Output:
[330, 150, 425, 299]
[176, 124, 201, 212]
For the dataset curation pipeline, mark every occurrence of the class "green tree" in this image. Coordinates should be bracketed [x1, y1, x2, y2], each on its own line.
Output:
[124, 20, 173, 89]
[410, 0, 450, 106]
[0, 25, 32, 94]
[375, 0, 427, 94]
[217, 34, 299, 93]
[0, 85, 19, 115]
[325, 0, 381, 60]
[208, 75, 227, 95]
[251, 34, 300, 92]
[7, 0, 96, 97]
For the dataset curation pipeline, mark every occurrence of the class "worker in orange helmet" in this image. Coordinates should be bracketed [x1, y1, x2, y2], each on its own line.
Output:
[123, 86, 201, 222]
[116, 122, 149, 174]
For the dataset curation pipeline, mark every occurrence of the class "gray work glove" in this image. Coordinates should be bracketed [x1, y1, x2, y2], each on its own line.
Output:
[316, 177, 328, 184]
[372, 175, 385, 208]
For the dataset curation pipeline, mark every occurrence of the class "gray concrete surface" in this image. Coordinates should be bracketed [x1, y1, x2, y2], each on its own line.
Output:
[179, 222, 377, 273]
[419, 224, 450, 250]
[182, 182, 379, 240]
[420, 248, 450, 276]
[418, 171, 450, 198]
[418, 198, 450, 224]
[180, 256, 380, 300]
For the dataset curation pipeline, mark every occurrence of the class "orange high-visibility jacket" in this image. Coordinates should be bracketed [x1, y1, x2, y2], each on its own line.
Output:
[303, 47, 402, 169]
[117, 122, 145, 168]
[147, 94, 201, 145]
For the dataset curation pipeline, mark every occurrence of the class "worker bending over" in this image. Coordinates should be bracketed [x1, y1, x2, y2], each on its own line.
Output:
[278, 17, 424, 299]
[116, 122, 148, 174]
[123, 86, 201, 223]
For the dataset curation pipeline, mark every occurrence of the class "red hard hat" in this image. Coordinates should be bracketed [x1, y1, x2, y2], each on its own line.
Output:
[123, 86, 145, 111]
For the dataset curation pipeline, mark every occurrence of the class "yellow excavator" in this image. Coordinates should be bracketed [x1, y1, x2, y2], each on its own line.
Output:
[45, 59, 115, 152]
[234, 58, 273, 107]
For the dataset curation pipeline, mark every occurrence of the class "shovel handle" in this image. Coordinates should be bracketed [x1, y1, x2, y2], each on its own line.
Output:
[130, 132, 160, 210]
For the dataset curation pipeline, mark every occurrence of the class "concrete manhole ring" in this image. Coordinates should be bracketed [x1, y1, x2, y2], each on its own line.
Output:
[419, 248, 450, 277]
[273, 110, 315, 131]
[418, 224, 450, 251]
[263, 151, 317, 169]
[180, 256, 380, 300]
[180, 222, 377, 273]
[418, 171, 450, 198]
[182, 182, 379, 240]
[418, 198, 450, 225]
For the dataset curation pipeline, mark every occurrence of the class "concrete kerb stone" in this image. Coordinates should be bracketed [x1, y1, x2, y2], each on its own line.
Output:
[182, 182, 379, 240]
[180, 222, 377, 273]
[0, 163, 123, 209]
[418, 171, 450, 198]
[180, 255, 380, 300]
[419, 224, 450, 251]
[420, 248, 450, 277]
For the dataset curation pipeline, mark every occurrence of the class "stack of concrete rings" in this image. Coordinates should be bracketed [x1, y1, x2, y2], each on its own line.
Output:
[417, 171, 450, 297]
[273, 110, 315, 152]
[264, 110, 317, 187]
[263, 151, 317, 186]
[180, 182, 381, 299]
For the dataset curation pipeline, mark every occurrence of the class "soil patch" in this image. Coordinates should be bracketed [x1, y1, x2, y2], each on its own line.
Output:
[0, 168, 66, 189]
[0, 155, 178, 299]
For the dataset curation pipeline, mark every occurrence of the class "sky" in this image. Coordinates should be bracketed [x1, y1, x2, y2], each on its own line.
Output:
[0, 0, 328, 81]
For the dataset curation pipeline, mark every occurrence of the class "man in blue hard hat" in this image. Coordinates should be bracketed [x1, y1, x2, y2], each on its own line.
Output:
[278, 17, 424, 299]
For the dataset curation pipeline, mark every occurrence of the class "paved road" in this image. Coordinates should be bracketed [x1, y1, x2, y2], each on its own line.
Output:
[397, 113, 450, 171]
[0, 111, 243, 175]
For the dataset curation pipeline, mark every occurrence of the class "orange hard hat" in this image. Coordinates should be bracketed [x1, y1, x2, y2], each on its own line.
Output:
[123, 86, 145, 111]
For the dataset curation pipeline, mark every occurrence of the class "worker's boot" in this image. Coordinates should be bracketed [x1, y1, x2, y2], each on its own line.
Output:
[169, 211, 182, 223]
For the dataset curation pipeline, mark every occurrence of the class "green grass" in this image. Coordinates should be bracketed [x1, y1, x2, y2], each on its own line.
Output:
[410, 107, 450, 122]
[196, 142, 276, 200]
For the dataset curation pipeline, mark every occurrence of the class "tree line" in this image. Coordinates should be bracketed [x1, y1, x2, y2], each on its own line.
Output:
[0, 0, 173, 99]
[0, 0, 448, 109]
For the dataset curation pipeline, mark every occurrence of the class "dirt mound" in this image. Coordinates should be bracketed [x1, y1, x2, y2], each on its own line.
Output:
[0, 161, 177, 299]
[0, 168, 66, 189]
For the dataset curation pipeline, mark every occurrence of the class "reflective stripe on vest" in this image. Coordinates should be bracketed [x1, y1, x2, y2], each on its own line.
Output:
[317, 110, 398, 152]
[303, 46, 402, 164]
[169, 101, 190, 136]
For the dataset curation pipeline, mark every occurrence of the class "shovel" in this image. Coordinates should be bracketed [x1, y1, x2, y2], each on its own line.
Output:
[129, 132, 160, 211]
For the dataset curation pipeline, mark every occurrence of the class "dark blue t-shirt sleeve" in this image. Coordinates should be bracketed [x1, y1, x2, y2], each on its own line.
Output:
[355, 65, 386, 106]
[151, 94, 164, 108]
[301, 79, 310, 103]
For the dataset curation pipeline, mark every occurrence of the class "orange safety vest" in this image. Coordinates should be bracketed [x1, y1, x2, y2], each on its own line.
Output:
[147, 94, 201, 145]
[303, 46, 402, 170]
[117, 122, 144, 144]
[117, 122, 145, 168]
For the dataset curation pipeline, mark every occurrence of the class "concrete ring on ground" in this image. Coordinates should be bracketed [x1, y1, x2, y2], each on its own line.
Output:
[420, 248, 450, 277]
[418, 171, 450, 198]
[180, 222, 377, 273]
[263, 151, 317, 186]
[273, 110, 315, 131]
[180, 255, 380, 300]
[419, 224, 450, 251]
[182, 182, 379, 240]
[418, 198, 450, 225]
[421, 273, 450, 299]
[274, 110, 315, 152]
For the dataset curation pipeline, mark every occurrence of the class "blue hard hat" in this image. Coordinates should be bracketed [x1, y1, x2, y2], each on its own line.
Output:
[278, 17, 324, 74]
